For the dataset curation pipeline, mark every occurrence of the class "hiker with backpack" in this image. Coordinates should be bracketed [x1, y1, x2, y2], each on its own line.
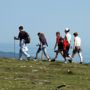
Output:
[35, 32, 51, 61]
[71, 32, 83, 64]
[14, 26, 30, 60]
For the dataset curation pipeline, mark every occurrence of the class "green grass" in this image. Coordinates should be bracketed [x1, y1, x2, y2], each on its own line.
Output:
[0, 58, 90, 90]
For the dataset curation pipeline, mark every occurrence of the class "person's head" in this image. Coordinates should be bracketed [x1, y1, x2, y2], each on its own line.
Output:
[73, 32, 78, 37]
[56, 32, 60, 37]
[37, 32, 41, 37]
[65, 28, 70, 33]
[19, 26, 23, 31]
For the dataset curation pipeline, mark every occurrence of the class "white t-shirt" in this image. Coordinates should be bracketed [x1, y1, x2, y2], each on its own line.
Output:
[66, 33, 71, 44]
[74, 36, 81, 47]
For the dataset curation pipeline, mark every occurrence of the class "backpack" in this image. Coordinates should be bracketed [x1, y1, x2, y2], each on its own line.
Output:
[25, 36, 31, 44]
[24, 31, 31, 44]
[39, 33, 47, 45]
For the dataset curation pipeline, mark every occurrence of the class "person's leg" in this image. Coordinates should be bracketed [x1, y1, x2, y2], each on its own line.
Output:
[42, 47, 50, 60]
[54, 51, 58, 60]
[67, 45, 70, 56]
[19, 48, 23, 60]
[78, 51, 83, 63]
[22, 45, 30, 59]
[23, 51, 30, 57]
[65, 45, 72, 60]
[62, 50, 67, 62]
[22, 50, 30, 58]
[41, 50, 44, 59]
[72, 48, 77, 57]
[65, 48, 72, 63]
[71, 49, 77, 63]
[35, 47, 41, 59]
[60, 50, 69, 63]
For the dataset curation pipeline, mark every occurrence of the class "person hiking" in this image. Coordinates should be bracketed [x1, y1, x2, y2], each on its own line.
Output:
[64, 28, 72, 63]
[71, 32, 83, 64]
[35, 43, 42, 59]
[35, 32, 51, 61]
[64, 28, 71, 56]
[53, 32, 65, 61]
[14, 26, 30, 60]
[63, 36, 72, 63]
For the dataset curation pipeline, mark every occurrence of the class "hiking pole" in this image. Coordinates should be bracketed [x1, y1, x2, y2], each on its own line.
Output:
[14, 37, 16, 58]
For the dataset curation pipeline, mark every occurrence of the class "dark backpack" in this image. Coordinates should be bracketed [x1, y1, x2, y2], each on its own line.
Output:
[18, 31, 31, 44]
[39, 33, 47, 45]
[25, 36, 31, 44]
[24, 31, 31, 44]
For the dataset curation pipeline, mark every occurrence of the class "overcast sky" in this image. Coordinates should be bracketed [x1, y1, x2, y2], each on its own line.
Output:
[0, 0, 90, 50]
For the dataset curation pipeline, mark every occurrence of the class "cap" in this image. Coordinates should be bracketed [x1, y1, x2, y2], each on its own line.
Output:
[65, 28, 70, 32]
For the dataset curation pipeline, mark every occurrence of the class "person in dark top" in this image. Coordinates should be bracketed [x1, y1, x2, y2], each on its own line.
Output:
[14, 26, 30, 60]
[35, 32, 51, 61]
[53, 32, 64, 61]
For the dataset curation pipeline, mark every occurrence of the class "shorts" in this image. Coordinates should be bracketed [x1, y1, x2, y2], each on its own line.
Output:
[73, 46, 82, 54]
[58, 43, 63, 52]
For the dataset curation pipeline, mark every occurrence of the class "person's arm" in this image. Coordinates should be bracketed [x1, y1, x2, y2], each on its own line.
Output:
[54, 37, 58, 50]
[39, 38, 43, 48]
[45, 39, 48, 47]
[14, 32, 20, 40]
[54, 42, 57, 50]
[14, 36, 19, 40]
[73, 38, 76, 49]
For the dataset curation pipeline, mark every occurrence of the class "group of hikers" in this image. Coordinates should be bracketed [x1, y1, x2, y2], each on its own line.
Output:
[14, 26, 83, 64]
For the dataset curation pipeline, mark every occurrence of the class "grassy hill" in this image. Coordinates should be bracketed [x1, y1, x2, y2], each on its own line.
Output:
[0, 58, 90, 90]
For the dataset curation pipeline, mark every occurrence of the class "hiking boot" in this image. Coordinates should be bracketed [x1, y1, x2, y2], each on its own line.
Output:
[27, 57, 31, 60]
[80, 62, 83, 64]
[64, 61, 67, 64]
[19, 58, 23, 61]
[51, 59, 56, 62]
[68, 59, 72, 63]
[48, 59, 51, 62]
[33, 58, 38, 61]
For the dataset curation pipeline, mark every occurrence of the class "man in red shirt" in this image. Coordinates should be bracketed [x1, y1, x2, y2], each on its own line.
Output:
[63, 37, 70, 58]
[63, 36, 73, 63]
[53, 32, 64, 61]
[53, 32, 72, 63]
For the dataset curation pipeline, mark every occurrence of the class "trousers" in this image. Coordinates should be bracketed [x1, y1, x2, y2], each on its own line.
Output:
[19, 39, 30, 60]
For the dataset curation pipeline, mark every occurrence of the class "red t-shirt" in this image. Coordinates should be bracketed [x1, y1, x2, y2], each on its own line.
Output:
[63, 39, 69, 50]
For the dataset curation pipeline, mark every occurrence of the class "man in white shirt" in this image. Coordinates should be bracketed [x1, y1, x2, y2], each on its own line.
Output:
[72, 32, 83, 64]
[65, 28, 71, 44]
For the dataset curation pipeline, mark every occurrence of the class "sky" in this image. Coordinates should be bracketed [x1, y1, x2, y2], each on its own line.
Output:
[0, 0, 90, 51]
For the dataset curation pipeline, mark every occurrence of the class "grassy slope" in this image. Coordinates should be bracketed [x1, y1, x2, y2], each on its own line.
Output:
[0, 58, 90, 90]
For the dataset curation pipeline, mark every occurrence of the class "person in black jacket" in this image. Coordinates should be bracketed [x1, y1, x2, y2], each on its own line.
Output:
[14, 26, 30, 60]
